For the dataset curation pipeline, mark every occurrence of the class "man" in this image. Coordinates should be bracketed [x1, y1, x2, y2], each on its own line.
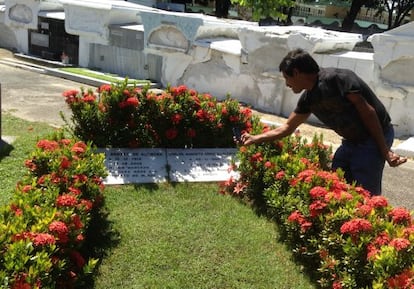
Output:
[240, 48, 407, 196]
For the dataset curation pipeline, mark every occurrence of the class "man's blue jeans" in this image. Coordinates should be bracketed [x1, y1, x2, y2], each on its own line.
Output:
[332, 126, 394, 196]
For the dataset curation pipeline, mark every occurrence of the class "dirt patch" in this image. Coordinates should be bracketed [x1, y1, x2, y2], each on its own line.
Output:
[0, 48, 14, 59]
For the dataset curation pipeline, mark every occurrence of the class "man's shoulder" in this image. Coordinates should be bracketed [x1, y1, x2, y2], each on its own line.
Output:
[320, 67, 356, 77]
[319, 67, 359, 86]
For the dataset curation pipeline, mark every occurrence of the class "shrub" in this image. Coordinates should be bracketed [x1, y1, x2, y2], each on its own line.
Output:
[222, 120, 414, 289]
[0, 131, 107, 288]
[61, 81, 257, 148]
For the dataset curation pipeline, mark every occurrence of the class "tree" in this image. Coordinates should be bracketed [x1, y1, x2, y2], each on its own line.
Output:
[341, 0, 413, 31]
[378, 0, 414, 29]
[341, 0, 369, 31]
[231, 0, 295, 22]
[215, 0, 232, 18]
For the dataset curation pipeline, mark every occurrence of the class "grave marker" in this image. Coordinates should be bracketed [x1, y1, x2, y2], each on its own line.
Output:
[99, 148, 168, 184]
[98, 148, 238, 184]
[167, 148, 238, 182]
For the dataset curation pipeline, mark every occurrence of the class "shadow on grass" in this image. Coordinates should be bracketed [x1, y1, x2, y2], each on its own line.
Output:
[0, 139, 13, 161]
[75, 182, 160, 288]
[133, 182, 160, 191]
[236, 189, 322, 288]
[75, 202, 121, 289]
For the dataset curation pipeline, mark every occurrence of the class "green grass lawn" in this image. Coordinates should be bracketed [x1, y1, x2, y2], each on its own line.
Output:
[0, 114, 56, 205]
[0, 114, 317, 289]
[59, 67, 152, 85]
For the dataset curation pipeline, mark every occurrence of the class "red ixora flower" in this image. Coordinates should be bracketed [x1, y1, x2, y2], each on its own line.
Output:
[196, 109, 208, 122]
[275, 170, 285, 180]
[60, 156, 71, 170]
[366, 195, 389, 208]
[71, 141, 87, 154]
[62, 89, 80, 104]
[229, 115, 240, 122]
[49, 220, 69, 233]
[165, 128, 178, 140]
[264, 161, 273, 168]
[332, 281, 343, 289]
[10, 203, 23, 216]
[56, 194, 78, 207]
[340, 218, 372, 236]
[37, 139, 60, 151]
[11, 275, 31, 289]
[356, 203, 373, 217]
[70, 250, 86, 268]
[296, 169, 316, 183]
[309, 200, 327, 217]
[97, 84, 111, 93]
[388, 207, 412, 225]
[82, 93, 96, 103]
[171, 113, 183, 125]
[126, 96, 139, 107]
[387, 268, 414, 289]
[24, 159, 37, 171]
[287, 210, 312, 232]
[186, 128, 196, 138]
[309, 186, 328, 199]
[119, 97, 139, 108]
[49, 221, 69, 244]
[389, 238, 411, 251]
[250, 152, 263, 163]
[32, 233, 56, 247]
[170, 85, 188, 97]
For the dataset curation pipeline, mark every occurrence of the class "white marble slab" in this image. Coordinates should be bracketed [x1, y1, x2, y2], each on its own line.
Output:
[97, 148, 239, 184]
[393, 137, 414, 158]
[167, 148, 237, 182]
[98, 148, 168, 184]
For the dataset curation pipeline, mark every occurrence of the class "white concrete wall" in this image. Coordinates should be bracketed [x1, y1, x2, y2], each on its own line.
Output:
[144, 16, 413, 137]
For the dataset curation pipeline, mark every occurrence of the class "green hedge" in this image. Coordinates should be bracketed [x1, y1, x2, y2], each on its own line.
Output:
[0, 132, 107, 288]
[221, 120, 414, 289]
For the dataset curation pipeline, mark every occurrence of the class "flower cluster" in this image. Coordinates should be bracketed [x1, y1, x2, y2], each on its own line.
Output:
[220, 120, 414, 289]
[0, 133, 107, 288]
[62, 81, 256, 148]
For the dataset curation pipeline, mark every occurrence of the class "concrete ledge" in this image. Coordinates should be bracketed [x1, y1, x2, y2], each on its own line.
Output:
[393, 137, 414, 158]
[1, 56, 161, 88]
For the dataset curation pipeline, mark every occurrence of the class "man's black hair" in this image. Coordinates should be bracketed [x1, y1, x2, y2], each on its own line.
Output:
[279, 48, 320, 76]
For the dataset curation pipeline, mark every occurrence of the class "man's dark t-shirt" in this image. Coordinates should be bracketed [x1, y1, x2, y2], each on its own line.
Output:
[294, 67, 391, 143]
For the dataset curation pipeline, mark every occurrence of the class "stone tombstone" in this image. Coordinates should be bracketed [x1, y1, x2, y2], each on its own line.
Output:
[99, 148, 168, 184]
[167, 148, 238, 182]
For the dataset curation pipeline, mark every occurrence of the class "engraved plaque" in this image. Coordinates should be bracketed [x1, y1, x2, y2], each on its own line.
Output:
[99, 148, 167, 184]
[167, 148, 237, 182]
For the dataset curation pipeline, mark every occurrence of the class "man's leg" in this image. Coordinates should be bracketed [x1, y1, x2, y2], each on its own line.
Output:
[332, 127, 394, 196]
[349, 145, 385, 195]
[332, 142, 353, 184]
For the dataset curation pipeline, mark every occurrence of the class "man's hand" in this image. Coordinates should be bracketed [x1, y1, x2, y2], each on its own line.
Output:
[387, 151, 408, 167]
[240, 132, 258, 146]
